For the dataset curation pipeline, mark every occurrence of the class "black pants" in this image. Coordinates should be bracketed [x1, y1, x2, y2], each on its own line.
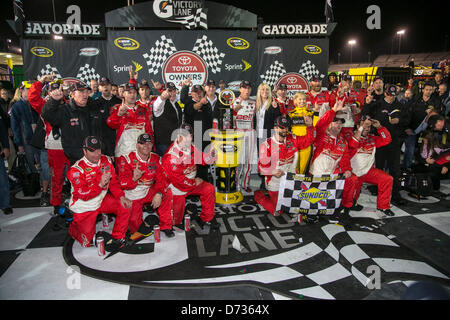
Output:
[375, 141, 401, 197]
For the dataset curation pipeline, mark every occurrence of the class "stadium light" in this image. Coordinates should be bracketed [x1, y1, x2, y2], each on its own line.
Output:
[348, 40, 357, 63]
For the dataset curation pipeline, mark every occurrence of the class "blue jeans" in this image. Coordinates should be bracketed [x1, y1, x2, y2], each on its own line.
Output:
[403, 134, 416, 169]
[39, 149, 50, 182]
[0, 157, 10, 209]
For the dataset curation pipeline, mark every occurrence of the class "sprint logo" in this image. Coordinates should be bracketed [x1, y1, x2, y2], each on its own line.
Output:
[224, 60, 252, 72]
[298, 187, 331, 204]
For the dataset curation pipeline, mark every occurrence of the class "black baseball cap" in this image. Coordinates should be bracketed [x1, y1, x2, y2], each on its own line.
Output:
[342, 74, 352, 82]
[206, 79, 216, 87]
[48, 82, 61, 92]
[333, 112, 346, 124]
[70, 82, 90, 92]
[386, 84, 398, 96]
[138, 80, 150, 89]
[82, 136, 101, 151]
[373, 76, 384, 82]
[137, 133, 153, 144]
[277, 83, 288, 90]
[123, 83, 137, 92]
[274, 116, 290, 129]
[192, 84, 204, 93]
[165, 82, 177, 91]
[310, 75, 322, 82]
[240, 80, 251, 88]
[98, 77, 111, 86]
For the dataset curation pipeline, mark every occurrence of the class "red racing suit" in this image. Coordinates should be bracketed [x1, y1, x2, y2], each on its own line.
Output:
[254, 129, 315, 215]
[348, 126, 393, 210]
[275, 97, 295, 116]
[118, 151, 173, 233]
[309, 109, 357, 208]
[329, 91, 361, 141]
[67, 155, 131, 247]
[28, 81, 70, 207]
[107, 103, 154, 160]
[305, 90, 333, 121]
[161, 141, 217, 225]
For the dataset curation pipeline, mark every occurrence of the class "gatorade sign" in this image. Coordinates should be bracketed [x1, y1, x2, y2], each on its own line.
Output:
[162, 51, 208, 90]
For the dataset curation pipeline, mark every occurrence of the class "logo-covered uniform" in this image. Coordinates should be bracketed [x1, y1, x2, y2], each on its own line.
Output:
[67, 155, 131, 247]
[254, 129, 315, 215]
[28, 81, 70, 207]
[276, 97, 295, 116]
[288, 106, 318, 174]
[107, 103, 154, 159]
[309, 109, 358, 209]
[161, 141, 216, 225]
[348, 126, 393, 210]
[305, 90, 333, 121]
[232, 97, 257, 189]
[118, 151, 173, 233]
[330, 90, 361, 140]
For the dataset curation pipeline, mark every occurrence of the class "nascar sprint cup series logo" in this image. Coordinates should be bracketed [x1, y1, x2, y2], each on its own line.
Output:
[162, 51, 208, 90]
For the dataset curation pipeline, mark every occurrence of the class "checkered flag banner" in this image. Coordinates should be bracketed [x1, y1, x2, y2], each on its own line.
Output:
[76, 64, 100, 84]
[260, 60, 286, 87]
[179, 8, 208, 30]
[37, 64, 62, 81]
[298, 60, 325, 81]
[143, 35, 177, 75]
[192, 35, 225, 74]
[276, 173, 345, 215]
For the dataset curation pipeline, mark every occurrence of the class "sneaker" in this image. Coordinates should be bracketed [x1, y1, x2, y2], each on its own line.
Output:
[2, 208, 13, 215]
[350, 203, 364, 211]
[378, 208, 395, 217]
[52, 206, 60, 217]
[338, 207, 351, 225]
[40, 192, 50, 207]
[162, 228, 175, 238]
[205, 218, 221, 230]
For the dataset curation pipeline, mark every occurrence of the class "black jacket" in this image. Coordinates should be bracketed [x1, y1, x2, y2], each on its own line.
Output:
[42, 97, 101, 164]
[96, 95, 122, 157]
[409, 95, 442, 131]
[181, 85, 214, 140]
[363, 97, 405, 143]
[153, 99, 183, 147]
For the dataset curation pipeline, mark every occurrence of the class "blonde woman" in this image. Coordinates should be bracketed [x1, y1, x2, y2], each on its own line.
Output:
[288, 92, 317, 173]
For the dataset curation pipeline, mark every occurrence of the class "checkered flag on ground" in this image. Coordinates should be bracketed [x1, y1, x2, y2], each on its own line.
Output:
[37, 64, 62, 81]
[276, 173, 345, 215]
[260, 60, 286, 87]
[76, 64, 100, 84]
[298, 60, 325, 81]
[192, 35, 225, 74]
[143, 35, 177, 75]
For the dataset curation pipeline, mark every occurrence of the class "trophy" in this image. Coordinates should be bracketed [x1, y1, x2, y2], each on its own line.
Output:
[217, 89, 236, 130]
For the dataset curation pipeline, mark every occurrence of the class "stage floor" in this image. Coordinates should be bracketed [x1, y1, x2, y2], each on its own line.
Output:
[1, 177, 449, 300]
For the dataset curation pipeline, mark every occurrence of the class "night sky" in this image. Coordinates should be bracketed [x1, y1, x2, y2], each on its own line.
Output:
[1, 0, 448, 64]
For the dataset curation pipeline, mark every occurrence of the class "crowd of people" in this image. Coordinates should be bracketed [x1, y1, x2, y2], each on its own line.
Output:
[0, 65, 449, 251]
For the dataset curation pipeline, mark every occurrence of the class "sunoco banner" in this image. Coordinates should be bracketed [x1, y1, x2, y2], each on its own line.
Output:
[258, 38, 329, 97]
[107, 30, 258, 91]
[22, 39, 108, 85]
[276, 173, 345, 215]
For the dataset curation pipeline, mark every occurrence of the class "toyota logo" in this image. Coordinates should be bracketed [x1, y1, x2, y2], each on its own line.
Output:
[287, 77, 297, 84]
[178, 56, 191, 65]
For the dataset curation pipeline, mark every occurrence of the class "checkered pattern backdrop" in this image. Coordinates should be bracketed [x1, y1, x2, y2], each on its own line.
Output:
[22, 39, 109, 84]
[276, 173, 345, 215]
[299, 60, 326, 81]
[180, 8, 208, 30]
[76, 64, 101, 84]
[260, 60, 287, 87]
[192, 35, 225, 74]
[143, 36, 178, 75]
[37, 64, 62, 81]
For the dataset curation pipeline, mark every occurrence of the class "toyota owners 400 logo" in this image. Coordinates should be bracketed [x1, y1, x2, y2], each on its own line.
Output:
[276, 73, 310, 98]
[163, 51, 208, 90]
